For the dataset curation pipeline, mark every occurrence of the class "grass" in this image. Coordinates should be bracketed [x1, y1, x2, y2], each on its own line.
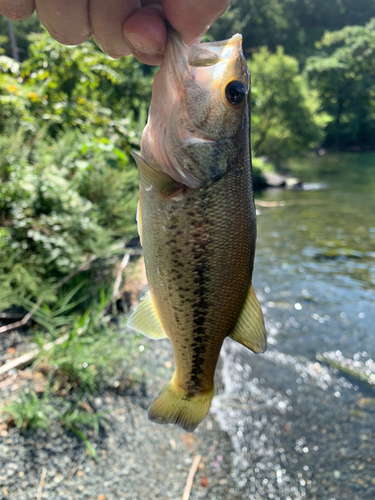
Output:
[1, 387, 106, 459]
[22, 282, 88, 336]
[0, 285, 143, 458]
[1, 388, 55, 431]
[58, 404, 105, 459]
[28, 287, 142, 392]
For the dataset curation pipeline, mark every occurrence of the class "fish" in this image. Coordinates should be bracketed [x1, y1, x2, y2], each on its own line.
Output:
[127, 27, 266, 432]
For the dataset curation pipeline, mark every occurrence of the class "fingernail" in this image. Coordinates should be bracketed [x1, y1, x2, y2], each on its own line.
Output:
[125, 32, 163, 56]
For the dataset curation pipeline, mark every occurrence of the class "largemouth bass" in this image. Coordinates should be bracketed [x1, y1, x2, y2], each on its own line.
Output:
[128, 28, 266, 432]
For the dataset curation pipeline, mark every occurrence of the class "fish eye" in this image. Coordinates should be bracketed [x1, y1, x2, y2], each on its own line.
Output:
[225, 80, 247, 105]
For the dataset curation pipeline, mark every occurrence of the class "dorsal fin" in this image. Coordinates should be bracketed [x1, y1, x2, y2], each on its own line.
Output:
[229, 285, 266, 353]
[127, 291, 167, 340]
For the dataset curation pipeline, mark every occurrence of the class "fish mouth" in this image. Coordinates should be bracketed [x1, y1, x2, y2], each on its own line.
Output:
[188, 33, 244, 66]
[166, 28, 244, 71]
[200, 33, 243, 47]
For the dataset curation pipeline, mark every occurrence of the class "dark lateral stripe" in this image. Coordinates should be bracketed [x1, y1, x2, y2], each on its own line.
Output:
[188, 205, 210, 391]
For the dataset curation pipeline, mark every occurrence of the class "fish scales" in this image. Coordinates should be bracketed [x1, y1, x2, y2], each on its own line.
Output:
[142, 150, 255, 394]
[128, 28, 266, 432]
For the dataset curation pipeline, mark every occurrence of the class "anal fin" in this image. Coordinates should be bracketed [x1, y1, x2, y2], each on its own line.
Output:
[127, 291, 167, 340]
[229, 285, 266, 353]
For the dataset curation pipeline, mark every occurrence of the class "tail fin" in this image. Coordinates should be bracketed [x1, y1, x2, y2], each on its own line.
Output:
[148, 377, 214, 432]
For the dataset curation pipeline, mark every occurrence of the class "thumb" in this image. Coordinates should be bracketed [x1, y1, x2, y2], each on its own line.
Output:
[162, 0, 231, 45]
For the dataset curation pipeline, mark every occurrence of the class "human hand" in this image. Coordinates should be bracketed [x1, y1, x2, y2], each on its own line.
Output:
[0, 0, 231, 65]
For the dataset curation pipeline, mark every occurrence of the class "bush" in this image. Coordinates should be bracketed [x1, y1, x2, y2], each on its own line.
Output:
[0, 126, 139, 309]
[0, 31, 152, 141]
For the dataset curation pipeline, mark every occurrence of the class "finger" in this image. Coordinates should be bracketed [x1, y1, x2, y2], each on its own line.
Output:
[162, 0, 231, 45]
[90, 0, 141, 59]
[124, 5, 167, 66]
[35, 0, 91, 45]
[0, 0, 35, 20]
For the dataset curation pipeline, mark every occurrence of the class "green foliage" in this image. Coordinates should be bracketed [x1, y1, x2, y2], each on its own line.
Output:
[0, 32, 151, 309]
[208, 0, 292, 52]
[250, 47, 328, 165]
[20, 32, 150, 140]
[0, 30, 151, 142]
[211, 5, 375, 154]
[1, 389, 54, 430]
[24, 283, 88, 334]
[0, 35, 8, 55]
[284, 0, 375, 61]
[306, 19, 375, 149]
[0, 56, 29, 128]
[57, 405, 105, 459]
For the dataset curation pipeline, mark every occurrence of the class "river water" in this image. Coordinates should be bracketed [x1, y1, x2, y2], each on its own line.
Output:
[212, 153, 375, 500]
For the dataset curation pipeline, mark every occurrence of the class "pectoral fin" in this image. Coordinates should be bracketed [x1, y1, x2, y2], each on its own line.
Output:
[229, 285, 266, 353]
[127, 291, 167, 340]
[131, 151, 178, 197]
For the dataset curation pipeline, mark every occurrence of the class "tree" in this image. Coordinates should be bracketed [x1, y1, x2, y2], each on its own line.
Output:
[306, 19, 375, 149]
[284, 0, 375, 61]
[208, 0, 375, 62]
[250, 46, 327, 165]
[208, 0, 293, 53]
[0, 13, 41, 61]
